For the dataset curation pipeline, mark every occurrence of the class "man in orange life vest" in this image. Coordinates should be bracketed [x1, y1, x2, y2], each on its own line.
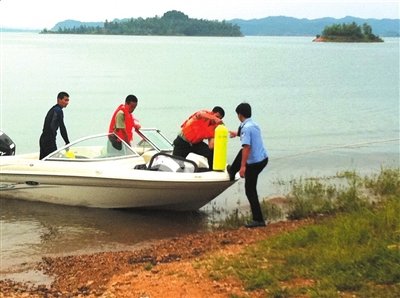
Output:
[173, 106, 225, 169]
[108, 95, 141, 147]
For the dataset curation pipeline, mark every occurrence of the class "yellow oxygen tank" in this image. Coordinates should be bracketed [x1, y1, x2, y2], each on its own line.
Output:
[213, 124, 228, 171]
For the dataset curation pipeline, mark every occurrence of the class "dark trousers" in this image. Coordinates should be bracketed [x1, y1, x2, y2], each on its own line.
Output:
[39, 136, 56, 160]
[230, 149, 269, 222]
[173, 136, 213, 169]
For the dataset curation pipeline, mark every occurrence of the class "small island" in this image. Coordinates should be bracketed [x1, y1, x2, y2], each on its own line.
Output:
[41, 10, 242, 37]
[313, 22, 383, 42]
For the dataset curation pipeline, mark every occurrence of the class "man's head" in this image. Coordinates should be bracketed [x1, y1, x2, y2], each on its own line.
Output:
[235, 103, 251, 119]
[125, 95, 138, 113]
[57, 91, 70, 108]
[212, 106, 225, 119]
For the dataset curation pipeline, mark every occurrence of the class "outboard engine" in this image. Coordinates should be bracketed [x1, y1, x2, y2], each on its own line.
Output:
[0, 131, 16, 156]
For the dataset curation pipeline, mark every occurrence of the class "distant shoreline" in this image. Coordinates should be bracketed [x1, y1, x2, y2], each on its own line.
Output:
[1, 28, 40, 33]
[3, 31, 400, 39]
[3, 15, 399, 37]
[312, 36, 384, 42]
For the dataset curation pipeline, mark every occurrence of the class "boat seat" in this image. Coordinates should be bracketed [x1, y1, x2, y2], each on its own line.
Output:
[147, 153, 198, 173]
[141, 150, 157, 163]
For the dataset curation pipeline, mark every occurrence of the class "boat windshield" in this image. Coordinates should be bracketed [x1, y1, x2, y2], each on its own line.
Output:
[45, 129, 173, 161]
[133, 128, 173, 153]
[45, 134, 139, 161]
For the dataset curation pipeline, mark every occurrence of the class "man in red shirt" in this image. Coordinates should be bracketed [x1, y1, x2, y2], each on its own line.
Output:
[108, 95, 141, 147]
[173, 106, 225, 169]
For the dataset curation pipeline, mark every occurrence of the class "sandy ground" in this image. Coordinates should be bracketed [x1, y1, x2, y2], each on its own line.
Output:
[0, 219, 311, 297]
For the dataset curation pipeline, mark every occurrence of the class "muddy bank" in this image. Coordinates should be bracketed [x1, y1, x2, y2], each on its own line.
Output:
[0, 219, 312, 297]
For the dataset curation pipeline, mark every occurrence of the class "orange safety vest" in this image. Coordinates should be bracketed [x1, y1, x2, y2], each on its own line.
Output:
[108, 104, 134, 143]
[181, 110, 222, 144]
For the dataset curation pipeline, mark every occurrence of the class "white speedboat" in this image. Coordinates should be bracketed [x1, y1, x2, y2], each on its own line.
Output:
[0, 129, 236, 211]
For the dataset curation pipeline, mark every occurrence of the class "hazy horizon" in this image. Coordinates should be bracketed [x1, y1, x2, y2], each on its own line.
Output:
[1, 0, 399, 30]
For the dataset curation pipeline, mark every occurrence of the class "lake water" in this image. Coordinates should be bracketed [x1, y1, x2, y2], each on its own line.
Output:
[1, 33, 399, 279]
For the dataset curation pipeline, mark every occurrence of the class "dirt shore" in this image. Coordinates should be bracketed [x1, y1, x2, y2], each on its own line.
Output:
[0, 219, 311, 297]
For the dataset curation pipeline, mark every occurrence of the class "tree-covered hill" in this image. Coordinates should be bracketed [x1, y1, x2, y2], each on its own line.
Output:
[314, 22, 383, 42]
[41, 11, 242, 37]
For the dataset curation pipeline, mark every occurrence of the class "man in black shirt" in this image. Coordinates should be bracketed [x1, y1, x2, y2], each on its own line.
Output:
[39, 91, 70, 159]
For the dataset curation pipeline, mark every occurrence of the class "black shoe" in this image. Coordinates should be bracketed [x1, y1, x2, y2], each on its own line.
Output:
[245, 220, 266, 228]
[226, 165, 235, 181]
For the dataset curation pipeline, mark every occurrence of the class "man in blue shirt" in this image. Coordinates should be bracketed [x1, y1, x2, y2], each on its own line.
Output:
[228, 103, 269, 228]
[39, 92, 70, 159]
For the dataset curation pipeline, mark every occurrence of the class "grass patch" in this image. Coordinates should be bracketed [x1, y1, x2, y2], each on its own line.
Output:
[217, 201, 285, 229]
[215, 168, 400, 230]
[206, 168, 400, 296]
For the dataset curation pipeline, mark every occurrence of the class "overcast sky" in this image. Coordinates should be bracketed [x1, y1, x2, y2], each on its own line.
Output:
[1, 0, 399, 29]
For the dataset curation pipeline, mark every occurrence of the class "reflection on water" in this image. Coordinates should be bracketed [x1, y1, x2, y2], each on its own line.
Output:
[0, 199, 208, 275]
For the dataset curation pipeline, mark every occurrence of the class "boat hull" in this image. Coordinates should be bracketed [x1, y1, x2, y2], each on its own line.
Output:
[0, 173, 235, 210]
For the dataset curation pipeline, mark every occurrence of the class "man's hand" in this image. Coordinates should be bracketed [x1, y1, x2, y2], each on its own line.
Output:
[239, 165, 246, 178]
[229, 131, 237, 138]
[208, 138, 215, 149]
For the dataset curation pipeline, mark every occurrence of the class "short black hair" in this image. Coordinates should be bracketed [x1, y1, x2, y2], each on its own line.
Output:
[212, 106, 225, 118]
[235, 103, 251, 118]
[57, 91, 69, 99]
[125, 94, 138, 104]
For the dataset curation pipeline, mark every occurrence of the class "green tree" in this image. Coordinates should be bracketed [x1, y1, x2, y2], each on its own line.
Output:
[162, 10, 189, 21]
[320, 22, 382, 42]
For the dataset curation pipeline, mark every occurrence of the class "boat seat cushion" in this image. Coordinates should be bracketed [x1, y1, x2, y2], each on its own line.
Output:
[148, 153, 198, 173]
